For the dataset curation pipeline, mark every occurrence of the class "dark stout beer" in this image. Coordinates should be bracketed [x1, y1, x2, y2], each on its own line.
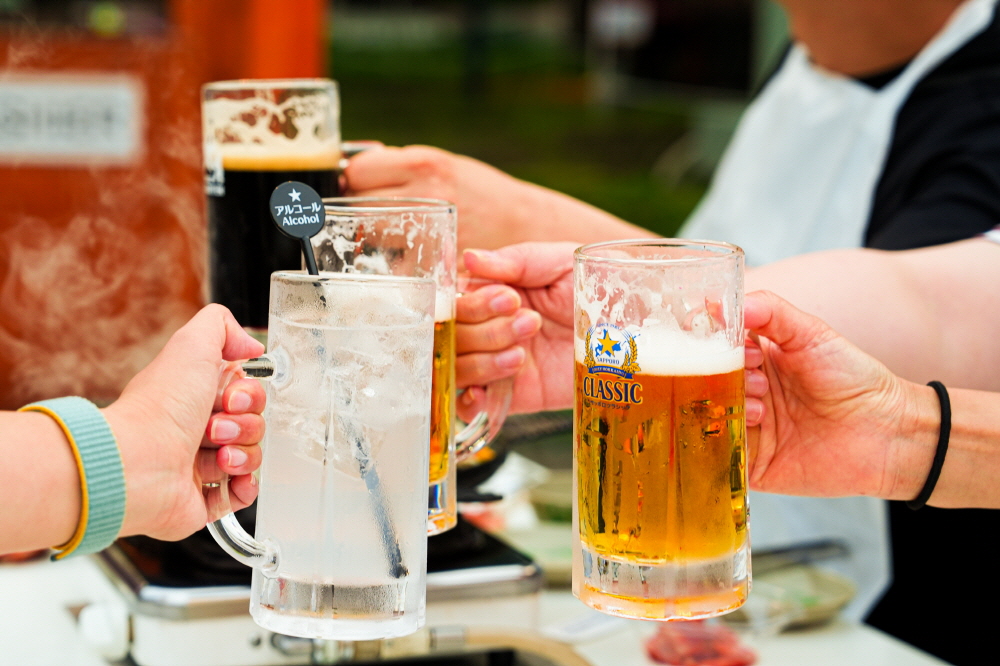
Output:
[207, 153, 339, 329]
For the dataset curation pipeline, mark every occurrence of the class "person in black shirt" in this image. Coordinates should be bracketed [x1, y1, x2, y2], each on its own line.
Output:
[343, 1, 1000, 663]
[856, 8, 1000, 663]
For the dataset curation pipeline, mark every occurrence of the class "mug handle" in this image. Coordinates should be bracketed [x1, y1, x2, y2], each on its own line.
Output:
[204, 358, 280, 572]
[453, 277, 515, 461]
[454, 377, 513, 459]
[338, 140, 384, 171]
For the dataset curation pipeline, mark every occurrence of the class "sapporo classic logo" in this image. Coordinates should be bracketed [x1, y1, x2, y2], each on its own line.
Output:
[582, 324, 643, 408]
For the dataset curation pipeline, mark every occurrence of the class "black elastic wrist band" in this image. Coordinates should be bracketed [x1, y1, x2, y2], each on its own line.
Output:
[906, 381, 951, 511]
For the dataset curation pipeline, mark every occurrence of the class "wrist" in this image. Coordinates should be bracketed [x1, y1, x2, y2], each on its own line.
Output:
[884, 382, 941, 501]
[922, 388, 999, 508]
[101, 399, 161, 539]
[19, 397, 125, 558]
[524, 180, 656, 245]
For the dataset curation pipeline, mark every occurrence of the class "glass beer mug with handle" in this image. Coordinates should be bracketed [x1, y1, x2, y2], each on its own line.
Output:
[314, 197, 512, 535]
[207, 271, 436, 641]
[573, 240, 749, 621]
[202, 78, 341, 335]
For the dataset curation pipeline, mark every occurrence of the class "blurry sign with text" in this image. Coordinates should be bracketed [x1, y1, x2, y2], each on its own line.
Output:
[0, 75, 143, 164]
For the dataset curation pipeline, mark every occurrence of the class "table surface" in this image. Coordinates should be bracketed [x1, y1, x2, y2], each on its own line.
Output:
[0, 556, 950, 666]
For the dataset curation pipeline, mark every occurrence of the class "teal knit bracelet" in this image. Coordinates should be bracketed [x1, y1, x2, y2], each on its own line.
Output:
[19, 397, 126, 559]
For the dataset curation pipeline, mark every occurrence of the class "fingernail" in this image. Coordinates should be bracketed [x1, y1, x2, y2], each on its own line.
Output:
[465, 248, 494, 260]
[511, 311, 541, 338]
[228, 391, 253, 412]
[746, 401, 764, 425]
[495, 347, 525, 370]
[250, 473, 258, 487]
[212, 419, 240, 443]
[226, 447, 248, 466]
[489, 292, 519, 314]
[459, 389, 476, 406]
[746, 371, 768, 396]
[464, 249, 496, 266]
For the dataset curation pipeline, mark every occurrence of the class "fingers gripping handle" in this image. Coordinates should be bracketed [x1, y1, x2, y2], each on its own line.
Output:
[206, 358, 279, 572]
[455, 374, 513, 460]
[453, 277, 514, 460]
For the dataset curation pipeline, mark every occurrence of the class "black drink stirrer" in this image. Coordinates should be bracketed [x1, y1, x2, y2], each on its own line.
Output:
[269, 182, 407, 579]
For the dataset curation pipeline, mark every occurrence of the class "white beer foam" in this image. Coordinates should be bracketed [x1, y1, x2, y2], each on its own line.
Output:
[576, 326, 742, 376]
[205, 94, 339, 161]
[203, 94, 340, 180]
[434, 291, 454, 323]
[634, 327, 743, 376]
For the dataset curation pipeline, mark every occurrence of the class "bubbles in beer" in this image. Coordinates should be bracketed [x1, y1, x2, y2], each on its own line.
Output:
[575, 321, 748, 615]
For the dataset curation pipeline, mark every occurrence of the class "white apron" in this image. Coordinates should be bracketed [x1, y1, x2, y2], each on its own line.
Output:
[682, 0, 997, 619]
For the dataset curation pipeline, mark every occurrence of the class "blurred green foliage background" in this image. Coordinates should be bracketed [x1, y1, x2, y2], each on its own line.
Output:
[331, 3, 714, 238]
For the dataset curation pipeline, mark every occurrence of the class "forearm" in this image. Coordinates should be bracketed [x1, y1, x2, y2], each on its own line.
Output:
[930, 387, 1000, 508]
[346, 146, 657, 251]
[485, 178, 657, 250]
[747, 239, 1000, 390]
[0, 411, 81, 554]
[887, 383, 1000, 508]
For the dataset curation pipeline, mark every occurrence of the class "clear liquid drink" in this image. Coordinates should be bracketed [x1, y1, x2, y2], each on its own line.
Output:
[210, 271, 435, 640]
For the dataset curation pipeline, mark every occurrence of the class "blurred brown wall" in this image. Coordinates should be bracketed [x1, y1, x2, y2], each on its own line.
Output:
[0, 0, 327, 408]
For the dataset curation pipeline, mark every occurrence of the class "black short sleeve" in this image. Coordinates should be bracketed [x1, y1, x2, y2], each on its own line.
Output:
[866, 148, 1000, 249]
[865, 13, 1000, 250]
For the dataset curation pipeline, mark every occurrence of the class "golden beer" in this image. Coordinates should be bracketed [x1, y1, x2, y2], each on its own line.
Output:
[576, 363, 747, 560]
[574, 360, 748, 619]
[429, 319, 456, 485]
[427, 317, 458, 534]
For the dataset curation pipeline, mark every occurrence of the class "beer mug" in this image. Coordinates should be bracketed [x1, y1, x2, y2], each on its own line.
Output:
[202, 78, 341, 333]
[313, 198, 512, 535]
[573, 240, 749, 621]
[208, 271, 436, 640]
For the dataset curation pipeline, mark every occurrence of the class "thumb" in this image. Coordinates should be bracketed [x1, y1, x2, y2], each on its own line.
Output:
[744, 290, 836, 354]
[464, 242, 577, 288]
[166, 304, 265, 367]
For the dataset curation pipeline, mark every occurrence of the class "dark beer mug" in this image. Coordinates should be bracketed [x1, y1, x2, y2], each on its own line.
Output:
[202, 79, 341, 334]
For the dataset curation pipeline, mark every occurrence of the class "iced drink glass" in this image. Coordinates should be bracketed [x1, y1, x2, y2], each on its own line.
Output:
[208, 271, 435, 640]
[573, 240, 749, 621]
